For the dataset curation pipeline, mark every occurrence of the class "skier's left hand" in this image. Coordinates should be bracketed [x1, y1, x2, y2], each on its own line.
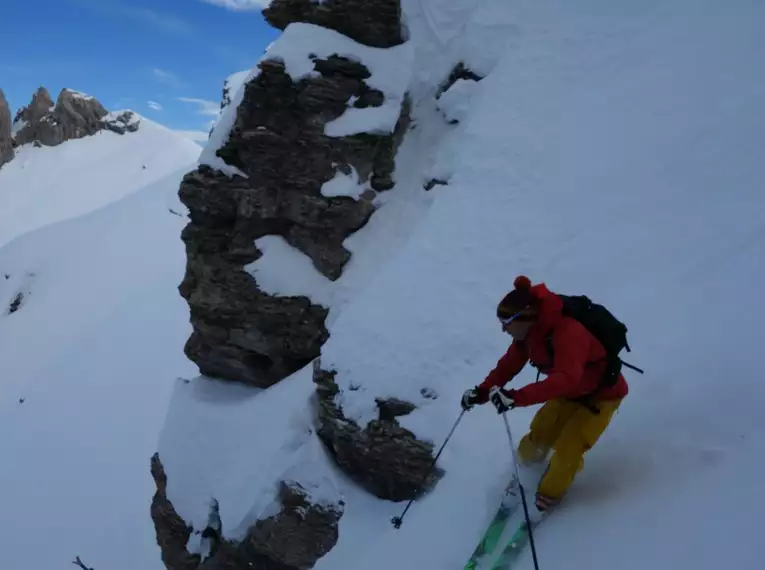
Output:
[489, 386, 516, 413]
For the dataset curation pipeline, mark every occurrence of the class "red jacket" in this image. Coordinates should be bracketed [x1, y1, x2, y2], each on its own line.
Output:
[479, 283, 628, 407]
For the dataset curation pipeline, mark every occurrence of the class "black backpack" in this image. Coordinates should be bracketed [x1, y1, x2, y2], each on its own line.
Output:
[545, 295, 644, 388]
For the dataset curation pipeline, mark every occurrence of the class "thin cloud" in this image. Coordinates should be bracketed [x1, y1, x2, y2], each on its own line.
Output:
[199, 0, 270, 11]
[148, 101, 163, 111]
[76, 0, 194, 37]
[152, 68, 185, 87]
[175, 130, 210, 144]
[126, 6, 194, 36]
[177, 97, 221, 117]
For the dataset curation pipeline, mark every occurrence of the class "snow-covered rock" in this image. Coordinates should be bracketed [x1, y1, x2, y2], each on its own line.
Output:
[263, 0, 403, 48]
[314, 365, 441, 501]
[180, 21, 412, 389]
[436, 77, 480, 124]
[221, 70, 251, 113]
[150, 374, 344, 570]
[102, 110, 141, 134]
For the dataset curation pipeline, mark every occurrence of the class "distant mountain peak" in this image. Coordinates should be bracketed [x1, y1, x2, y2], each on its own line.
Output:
[10, 86, 140, 149]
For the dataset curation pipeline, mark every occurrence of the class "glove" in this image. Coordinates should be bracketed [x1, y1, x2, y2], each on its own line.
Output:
[461, 387, 485, 411]
[489, 386, 516, 413]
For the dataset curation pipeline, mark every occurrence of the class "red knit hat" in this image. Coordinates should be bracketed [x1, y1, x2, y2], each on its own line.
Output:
[496, 276, 536, 319]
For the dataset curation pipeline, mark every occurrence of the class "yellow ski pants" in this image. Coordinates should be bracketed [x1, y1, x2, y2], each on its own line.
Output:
[517, 397, 623, 500]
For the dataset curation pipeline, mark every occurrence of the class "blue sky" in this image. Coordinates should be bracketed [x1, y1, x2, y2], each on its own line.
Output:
[1, 0, 279, 142]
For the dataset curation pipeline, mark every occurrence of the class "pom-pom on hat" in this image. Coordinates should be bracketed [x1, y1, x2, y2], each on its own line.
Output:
[496, 275, 536, 319]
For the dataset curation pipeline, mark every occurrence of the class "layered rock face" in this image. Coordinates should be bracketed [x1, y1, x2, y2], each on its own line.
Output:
[11, 87, 138, 148]
[263, 0, 402, 48]
[151, 455, 343, 570]
[314, 364, 442, 501]
[156, 3, 450, 568]
[0, 89, 13, 167]
[12, 86, 53, 128]
[178, 21, 409, 388]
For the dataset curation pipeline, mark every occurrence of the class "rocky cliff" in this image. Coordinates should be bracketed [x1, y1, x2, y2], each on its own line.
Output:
[12, 87, 139, 148]
[178, 5, 408, 389]
[151, 454, 343, 570]
[0, 89, 13, 168]
[12, 86, 53, 130]
[263, 0, 402, 48]
[154, 1, 453, 568]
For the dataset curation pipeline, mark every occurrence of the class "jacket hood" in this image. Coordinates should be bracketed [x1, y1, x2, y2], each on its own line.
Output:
[528, 282, 563, 339]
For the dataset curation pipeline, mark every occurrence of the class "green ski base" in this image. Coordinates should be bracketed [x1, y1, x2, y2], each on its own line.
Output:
[462, 476, 522, 570]
[489, 514, 545, 570]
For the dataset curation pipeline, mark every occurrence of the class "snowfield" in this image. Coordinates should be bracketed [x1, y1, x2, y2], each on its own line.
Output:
[0, 170, 198, 570]
[0, 117, 201, 248]
[2, 0, 765, 569]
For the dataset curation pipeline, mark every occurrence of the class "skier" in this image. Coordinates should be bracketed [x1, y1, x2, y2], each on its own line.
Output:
[461, 276, 628, 512]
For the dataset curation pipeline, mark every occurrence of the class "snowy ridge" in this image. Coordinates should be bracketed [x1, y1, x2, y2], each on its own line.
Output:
[64, 88, 96, 101]
[0, 117, 200, 248]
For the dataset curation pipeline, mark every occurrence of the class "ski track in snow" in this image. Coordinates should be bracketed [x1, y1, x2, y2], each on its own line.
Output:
[2, 0, 765, 569]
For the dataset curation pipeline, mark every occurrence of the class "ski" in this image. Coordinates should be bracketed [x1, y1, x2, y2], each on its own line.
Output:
[489, 509, 547, 570]
[462, 475, 523, 569]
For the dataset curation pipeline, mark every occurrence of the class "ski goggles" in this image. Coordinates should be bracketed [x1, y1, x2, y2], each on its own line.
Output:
[499, 311, 527, 327]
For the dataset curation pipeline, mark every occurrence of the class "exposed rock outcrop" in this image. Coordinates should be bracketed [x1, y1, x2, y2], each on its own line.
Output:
[12, 88, 138, 147]
[435, 62, 484, 99]
[179, 39, 410, 387]
[150, 454, 199, 570]
[209, 71, 251, 138]
[0, 89, 13, 167]
[313, 365, 442, 501]
[12, 86, 54, 129]
[14, 88, 107, 146]
[263, 0, 403, 48]
[102, 110, 141, 135]
[243, 480, 343, 569]
[151, 454, 343, 570]
[221, 71, 250, 113]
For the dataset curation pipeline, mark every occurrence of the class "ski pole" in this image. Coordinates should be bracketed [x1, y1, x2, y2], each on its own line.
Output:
[502, 412, 541, 570]
[391, 409, 465, 529]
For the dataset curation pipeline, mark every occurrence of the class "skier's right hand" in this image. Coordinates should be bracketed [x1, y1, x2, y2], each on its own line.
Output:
[461, 387, 484, 411]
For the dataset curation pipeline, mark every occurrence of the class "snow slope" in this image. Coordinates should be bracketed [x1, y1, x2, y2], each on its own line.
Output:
[0, 117, 201, 248]
[166, 0, 765, 569]
[315, 1, 765, 569]
[3, 0, 765, 569]
[0, 170, 197, 570]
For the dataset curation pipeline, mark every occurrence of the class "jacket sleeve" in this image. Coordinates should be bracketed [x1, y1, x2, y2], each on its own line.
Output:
[478, 341, 529, 398]
[512, 325, 590, 407]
